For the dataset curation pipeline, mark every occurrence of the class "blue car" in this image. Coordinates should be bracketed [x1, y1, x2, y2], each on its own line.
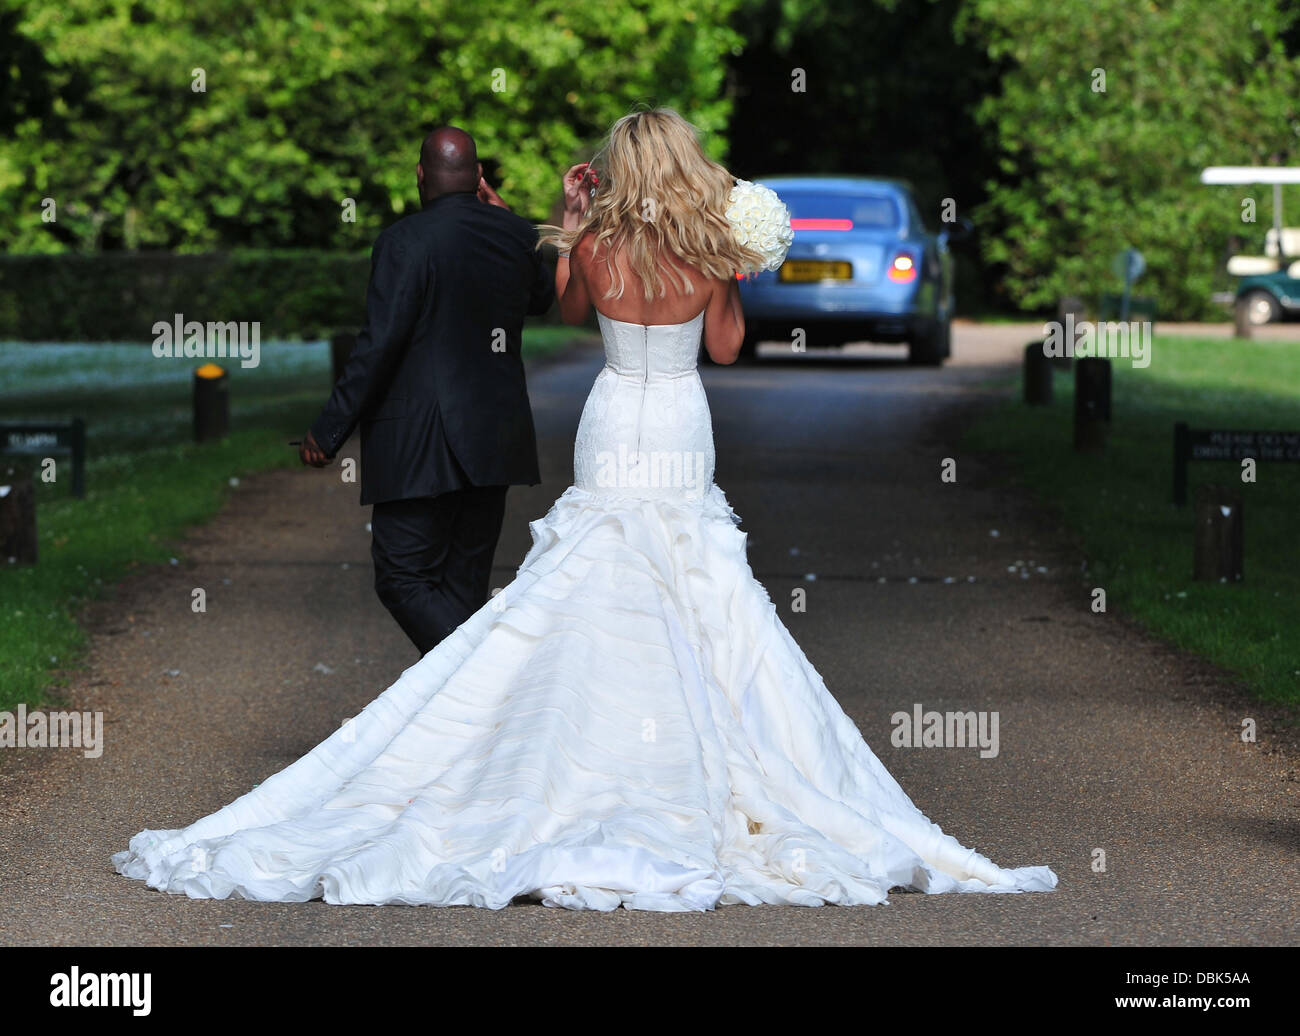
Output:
[735, 176, 969, 365]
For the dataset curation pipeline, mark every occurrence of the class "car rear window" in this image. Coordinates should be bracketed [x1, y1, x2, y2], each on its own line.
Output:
[776, 191, 900, 229]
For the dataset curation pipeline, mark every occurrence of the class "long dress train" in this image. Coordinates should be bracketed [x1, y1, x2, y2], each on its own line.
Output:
[113, 311, 1057, 910]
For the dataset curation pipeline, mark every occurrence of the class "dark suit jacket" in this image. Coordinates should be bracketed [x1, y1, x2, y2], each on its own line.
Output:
[311, 190, 554, 505]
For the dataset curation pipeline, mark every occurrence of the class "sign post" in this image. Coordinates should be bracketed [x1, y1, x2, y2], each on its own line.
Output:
[0, 462, 37, 565]
[1110, 247, 1146, 322]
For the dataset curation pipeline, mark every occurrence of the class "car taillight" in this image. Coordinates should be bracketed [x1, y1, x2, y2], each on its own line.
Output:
[887, 253, 917, 283]
[790, 218, 853, 231]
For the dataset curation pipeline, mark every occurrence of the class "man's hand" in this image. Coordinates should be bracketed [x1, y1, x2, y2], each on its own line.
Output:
[477, 176, 509, 210]
[299, 430, 331, 468]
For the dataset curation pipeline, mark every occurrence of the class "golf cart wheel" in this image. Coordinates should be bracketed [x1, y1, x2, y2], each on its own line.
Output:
[1244, 289, 1282, 326]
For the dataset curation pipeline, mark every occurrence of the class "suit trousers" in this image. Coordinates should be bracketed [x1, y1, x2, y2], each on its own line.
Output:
[369, 485, 509, 655]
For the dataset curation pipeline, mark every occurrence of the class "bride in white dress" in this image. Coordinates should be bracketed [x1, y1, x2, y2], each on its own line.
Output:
[114, 109, 1057, 910]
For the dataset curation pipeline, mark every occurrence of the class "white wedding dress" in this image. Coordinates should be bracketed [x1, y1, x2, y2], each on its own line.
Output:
[114, 311, 1058, 910]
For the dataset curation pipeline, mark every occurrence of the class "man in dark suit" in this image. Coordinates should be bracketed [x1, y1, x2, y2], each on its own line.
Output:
[300, 126, 554, 654]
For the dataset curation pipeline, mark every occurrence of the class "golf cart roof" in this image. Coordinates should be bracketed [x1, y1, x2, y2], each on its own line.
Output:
[1201, 166, 1300, 185]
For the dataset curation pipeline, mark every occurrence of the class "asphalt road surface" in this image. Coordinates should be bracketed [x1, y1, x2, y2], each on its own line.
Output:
[1, 324, 1296, 946]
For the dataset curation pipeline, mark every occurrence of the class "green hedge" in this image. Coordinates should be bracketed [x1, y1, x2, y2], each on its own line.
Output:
[0, 252, 372, 342]
[0, 251, 572, 341]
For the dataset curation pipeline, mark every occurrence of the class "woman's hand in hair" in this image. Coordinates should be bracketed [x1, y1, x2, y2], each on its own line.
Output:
[561, 163, 596, 229]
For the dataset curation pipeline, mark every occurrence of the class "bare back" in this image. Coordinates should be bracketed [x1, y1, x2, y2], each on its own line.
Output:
[559, 232, 745, 363]
[575, 236, 716, 324]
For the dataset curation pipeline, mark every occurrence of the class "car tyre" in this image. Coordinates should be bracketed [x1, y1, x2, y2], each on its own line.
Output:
[907, 318, 948, 366]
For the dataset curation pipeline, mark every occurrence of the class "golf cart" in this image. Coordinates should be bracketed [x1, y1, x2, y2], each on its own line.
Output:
[1202, 166, 1300, 325]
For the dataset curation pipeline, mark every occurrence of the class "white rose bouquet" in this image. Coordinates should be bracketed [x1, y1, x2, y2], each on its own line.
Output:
[725, 180, 794, 274]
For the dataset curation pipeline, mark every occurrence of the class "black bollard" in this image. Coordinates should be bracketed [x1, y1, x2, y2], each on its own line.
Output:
[331, 332, 357, 384]
[193, 363, 229, 443]
[1073, 357, 1111, 451]
[1023, 341, 1053, 405]
[1193, 484, 1243, 582]
[0, 463, 38, 566]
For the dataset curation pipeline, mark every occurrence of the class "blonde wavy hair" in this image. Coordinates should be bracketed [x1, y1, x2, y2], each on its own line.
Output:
[539, 107, 765, 299]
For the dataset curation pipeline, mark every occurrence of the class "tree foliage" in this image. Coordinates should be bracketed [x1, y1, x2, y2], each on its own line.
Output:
[956, 0, 1300, 316]
[728, 0, 997, 229]
[4, 0, 1300, 318]
[0, 0, 743, 252]
[726, 0, 1002, 310]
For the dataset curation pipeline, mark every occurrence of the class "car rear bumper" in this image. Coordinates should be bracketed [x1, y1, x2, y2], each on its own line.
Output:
[739, 279, 939, 337]
[741, 282, 923, 316]
[745, 314, 932, 345]
[741, 289, 934, 340]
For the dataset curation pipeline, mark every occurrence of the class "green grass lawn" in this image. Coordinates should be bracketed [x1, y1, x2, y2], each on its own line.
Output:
[0, 327, 584, 712]
[963, 334, 1300, 710]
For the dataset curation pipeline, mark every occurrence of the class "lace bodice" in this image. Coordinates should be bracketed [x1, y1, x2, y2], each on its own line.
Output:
[573, 310, 715, 500]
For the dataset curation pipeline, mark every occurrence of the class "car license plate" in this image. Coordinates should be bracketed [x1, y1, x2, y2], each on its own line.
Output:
[779, 260, 853, 282]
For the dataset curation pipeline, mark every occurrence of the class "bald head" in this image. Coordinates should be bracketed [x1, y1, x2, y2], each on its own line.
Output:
[418, 126, 479, 201]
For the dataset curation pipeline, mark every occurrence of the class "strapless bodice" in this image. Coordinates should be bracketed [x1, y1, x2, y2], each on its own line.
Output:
[573, 310, 714, 500]
[596, 310, 704, 381]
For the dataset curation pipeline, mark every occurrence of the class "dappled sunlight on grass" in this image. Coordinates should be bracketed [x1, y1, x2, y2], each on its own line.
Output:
[965, 335, 1300, 707]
